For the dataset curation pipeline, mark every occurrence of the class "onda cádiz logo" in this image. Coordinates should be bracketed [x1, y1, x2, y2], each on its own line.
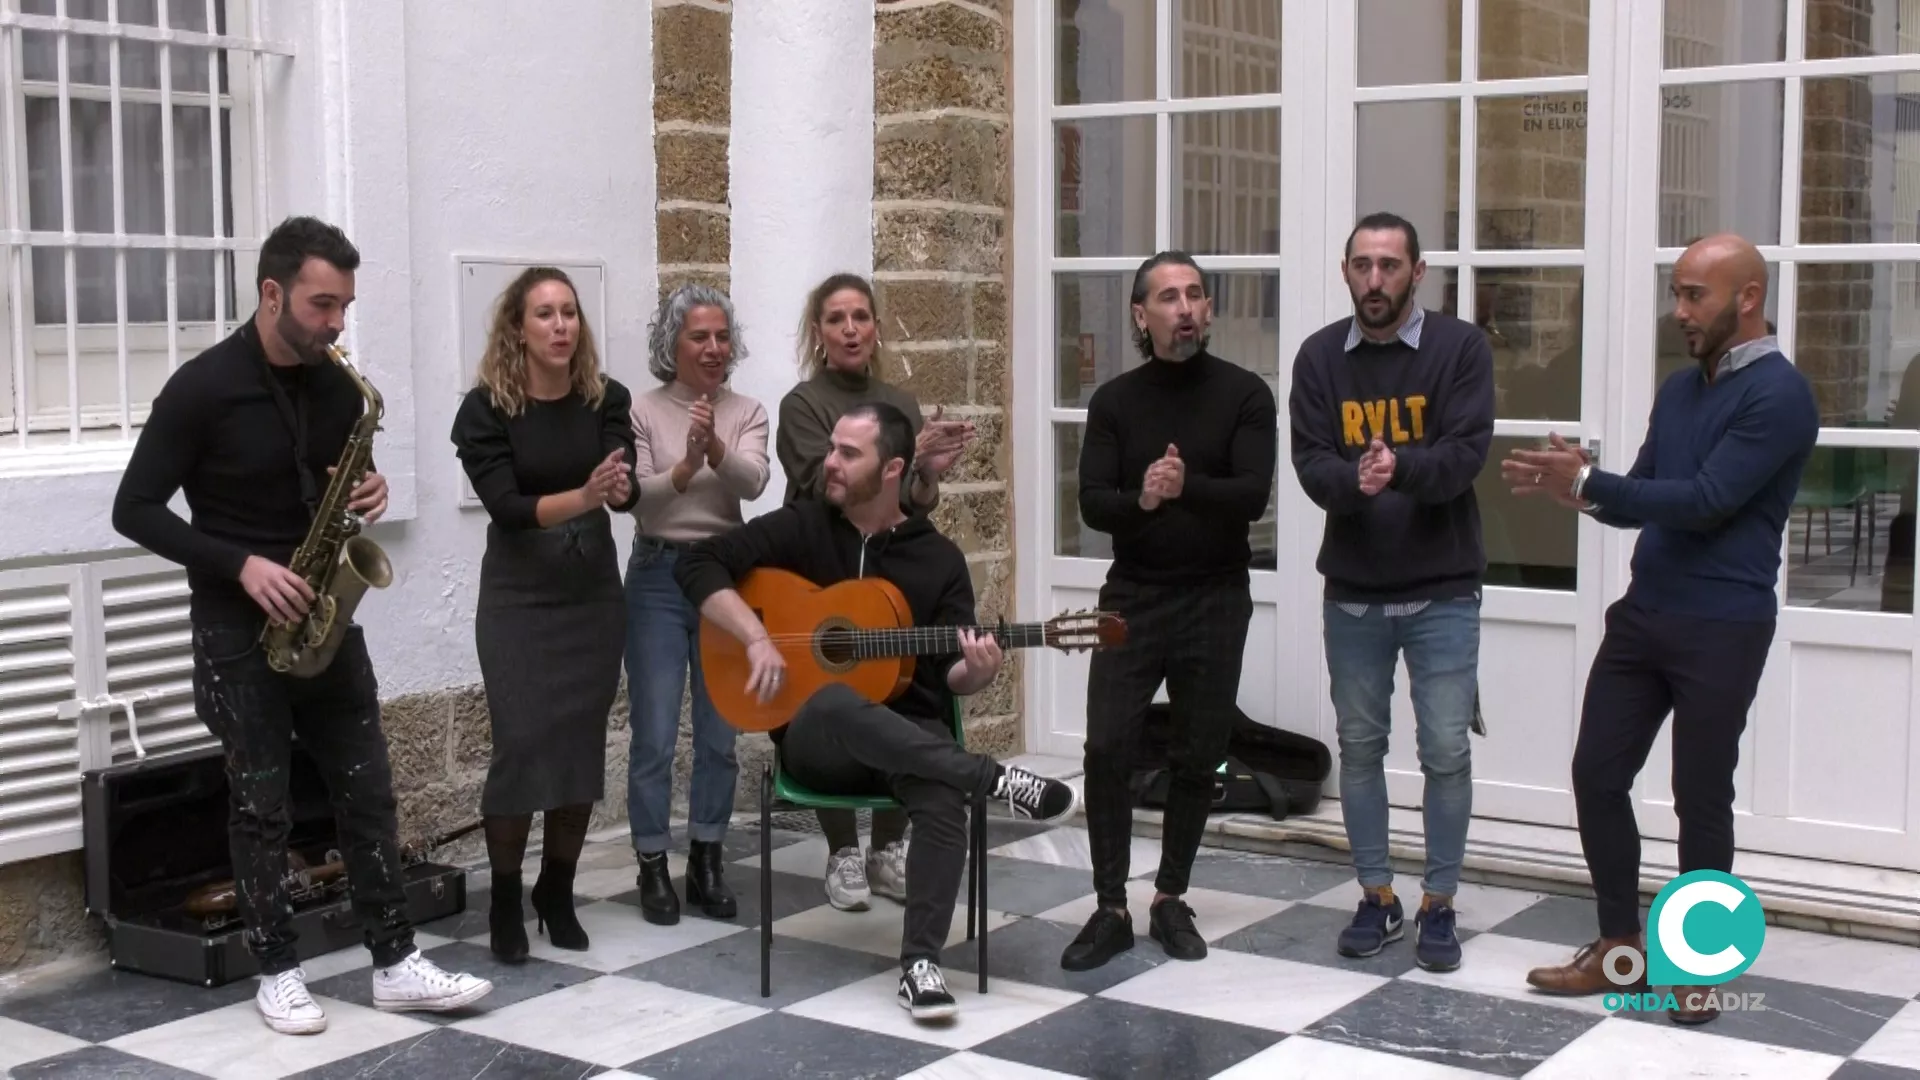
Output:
[1601, 870, 1770, 1015]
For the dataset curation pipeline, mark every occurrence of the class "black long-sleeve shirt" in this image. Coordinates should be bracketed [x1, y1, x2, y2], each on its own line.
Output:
[1289, 310, 1495, 603]
[450, 380, 641, 530]
[112, 319, 371, 624]
[1076, 350, 1278, 586]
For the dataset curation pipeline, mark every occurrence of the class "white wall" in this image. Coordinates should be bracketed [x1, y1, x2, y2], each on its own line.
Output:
[373, 0, 653, 696]
[729, 0, 874, 519]
[0, 0, 655, 699]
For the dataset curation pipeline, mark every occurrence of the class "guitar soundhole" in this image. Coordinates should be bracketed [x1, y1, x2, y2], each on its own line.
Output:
[815, 622, 859, 671]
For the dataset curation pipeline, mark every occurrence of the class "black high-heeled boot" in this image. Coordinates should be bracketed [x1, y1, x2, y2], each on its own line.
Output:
[529, 858, 589, 950]
[635, 851, 680, 926]
[489, 871, 530, 963]
[684, 840, 738, 919]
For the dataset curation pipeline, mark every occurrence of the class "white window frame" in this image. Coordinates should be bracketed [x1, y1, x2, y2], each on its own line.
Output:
[0, 0, 290, 475]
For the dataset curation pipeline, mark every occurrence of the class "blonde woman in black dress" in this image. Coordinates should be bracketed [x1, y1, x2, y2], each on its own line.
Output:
[451, 267, 637, 962]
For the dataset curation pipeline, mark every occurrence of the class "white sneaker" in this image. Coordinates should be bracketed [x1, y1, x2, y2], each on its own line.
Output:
[825, 845, 872, 911]
[370, 950, 494, 1013]
[256, 968, 326, 1035]
[867, 840, 908, 903]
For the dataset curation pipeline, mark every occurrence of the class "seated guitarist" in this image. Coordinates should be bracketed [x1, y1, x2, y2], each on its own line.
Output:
[675, 401, 1079, 1021]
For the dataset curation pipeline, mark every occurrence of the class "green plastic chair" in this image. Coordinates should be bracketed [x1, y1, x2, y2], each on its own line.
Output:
[757, 695, 988, 999]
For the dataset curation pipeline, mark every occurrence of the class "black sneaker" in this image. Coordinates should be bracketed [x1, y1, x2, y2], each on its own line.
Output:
[1414, 902, 1462, 972]
[1336, 890, 1405, 958]
[993, 765, 1079, 822]
[1060, 905, 1134, 971]
[897, 958, 957, 1021]
[1149, 897, 1207, 961]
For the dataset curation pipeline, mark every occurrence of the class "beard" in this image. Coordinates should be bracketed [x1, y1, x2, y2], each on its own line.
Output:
[1685, 301, 1741, 361]
[276, 306, 335, 365]
[1353, 280, 1414, 330]
[826, 465, 885, 510]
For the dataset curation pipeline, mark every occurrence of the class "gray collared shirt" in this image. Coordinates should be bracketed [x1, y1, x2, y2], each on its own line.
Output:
[1713, 334, 1779, 378]
[1345, 304, 1426, 352]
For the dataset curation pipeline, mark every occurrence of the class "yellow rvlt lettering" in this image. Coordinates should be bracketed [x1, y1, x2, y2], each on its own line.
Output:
[1363, 400, 1388, 441]
[1339, 396, 1429, 445]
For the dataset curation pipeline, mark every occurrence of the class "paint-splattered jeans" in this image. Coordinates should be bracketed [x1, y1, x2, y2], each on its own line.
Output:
[191, 616, 415, 975]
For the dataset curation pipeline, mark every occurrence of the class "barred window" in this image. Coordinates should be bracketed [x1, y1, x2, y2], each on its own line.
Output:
[1, 0, 283, 450]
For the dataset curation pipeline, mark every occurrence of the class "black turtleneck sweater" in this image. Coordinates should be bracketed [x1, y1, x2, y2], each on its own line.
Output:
[1078, 349, 1279, 586]
[112, 319, 370, 624]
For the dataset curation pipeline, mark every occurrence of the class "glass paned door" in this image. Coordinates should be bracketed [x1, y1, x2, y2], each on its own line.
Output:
[1328, 0, 1618, 829]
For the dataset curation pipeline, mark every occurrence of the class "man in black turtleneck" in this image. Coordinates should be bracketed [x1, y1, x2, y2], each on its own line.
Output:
[1062, 250, 1278, 972]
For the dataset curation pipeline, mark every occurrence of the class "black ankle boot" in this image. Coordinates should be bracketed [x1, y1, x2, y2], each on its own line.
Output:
[489, 871, 529, 963]
[685, 840, 738, 919]
[635, 851, 680, 926]
[529, 858, 589, 950]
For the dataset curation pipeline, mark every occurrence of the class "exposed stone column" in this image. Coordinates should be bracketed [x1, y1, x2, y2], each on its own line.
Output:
[1798, 1, 1874, 424]
[873, 0, 1020, 757]
[656, 0, 733, 301]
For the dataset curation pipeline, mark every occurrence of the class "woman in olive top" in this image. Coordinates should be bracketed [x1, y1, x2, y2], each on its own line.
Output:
[624, 283, 770, 925]
[775, 271, 975, 912]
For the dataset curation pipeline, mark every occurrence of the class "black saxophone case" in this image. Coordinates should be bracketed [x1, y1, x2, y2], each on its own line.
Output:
[81, 742, 469, 988]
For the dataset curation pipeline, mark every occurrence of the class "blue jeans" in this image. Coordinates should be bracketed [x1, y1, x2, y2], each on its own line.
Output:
[625, 539, 738, 854]
[1323, 597, 1480, 898]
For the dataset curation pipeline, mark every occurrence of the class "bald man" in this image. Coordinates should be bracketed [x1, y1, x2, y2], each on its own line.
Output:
[1501, 233, 1816, 1026]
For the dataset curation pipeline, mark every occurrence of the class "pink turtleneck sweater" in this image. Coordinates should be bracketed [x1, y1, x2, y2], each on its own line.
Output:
[628, 380, 771, 542]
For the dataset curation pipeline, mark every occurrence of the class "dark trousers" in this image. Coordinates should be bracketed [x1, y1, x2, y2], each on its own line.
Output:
[1572, 598, 1775, 939]
[190, 616, 414, 975]
[1084, 577, 1253, 907]
[779, 684, 997, 967]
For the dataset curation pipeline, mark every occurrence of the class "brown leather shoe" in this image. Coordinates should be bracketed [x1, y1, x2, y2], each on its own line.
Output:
[1669, 985, 1721, 1025]
[1525, 934, 1647, 995]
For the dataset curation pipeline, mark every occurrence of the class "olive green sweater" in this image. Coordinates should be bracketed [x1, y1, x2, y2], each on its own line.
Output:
[775, 367, 937, 510]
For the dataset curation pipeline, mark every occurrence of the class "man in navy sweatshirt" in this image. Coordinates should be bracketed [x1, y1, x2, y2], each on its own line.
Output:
[1062, 251, 1278, 973]
[1290, 212, 1494, 974]
[1509, 233, 1817, 1026]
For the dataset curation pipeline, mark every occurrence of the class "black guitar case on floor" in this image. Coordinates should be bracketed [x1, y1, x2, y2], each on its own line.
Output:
[1128, 703, 1332, 821]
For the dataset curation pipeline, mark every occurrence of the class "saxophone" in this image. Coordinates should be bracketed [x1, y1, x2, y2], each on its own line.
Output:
[260, 342, 396, 677]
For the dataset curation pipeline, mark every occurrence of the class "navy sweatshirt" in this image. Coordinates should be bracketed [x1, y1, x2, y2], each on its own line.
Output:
[1289, 310, 1495, 603]
[1077, 349, 1279, 586]
[1583, 347, 1819, 622]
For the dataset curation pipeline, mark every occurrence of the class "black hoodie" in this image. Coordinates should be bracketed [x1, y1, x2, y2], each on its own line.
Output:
[674, 498, 975, 733]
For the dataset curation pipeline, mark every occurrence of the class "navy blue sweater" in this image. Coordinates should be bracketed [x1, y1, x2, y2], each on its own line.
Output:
[1289, 311, 1495, 603]
[1583, 350, 1819, 622]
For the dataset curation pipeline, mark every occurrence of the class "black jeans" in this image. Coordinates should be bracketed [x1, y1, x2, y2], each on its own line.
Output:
[779, 684, 998, 968]
[1572, 598, 1776, 939]
[1084, 577, 1253, 907]
[191, 616, 414, 975]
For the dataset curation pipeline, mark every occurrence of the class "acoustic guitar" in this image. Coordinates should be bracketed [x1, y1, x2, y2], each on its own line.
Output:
[698, 567, 1127, 733]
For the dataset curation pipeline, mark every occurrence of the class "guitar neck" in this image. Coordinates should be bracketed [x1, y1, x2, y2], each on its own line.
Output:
[853, 623, 1049, 660]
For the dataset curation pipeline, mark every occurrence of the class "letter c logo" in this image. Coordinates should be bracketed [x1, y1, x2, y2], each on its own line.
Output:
[1657, 880, 1748, 979]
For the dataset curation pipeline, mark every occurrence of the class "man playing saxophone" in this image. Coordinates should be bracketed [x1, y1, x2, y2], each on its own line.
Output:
[112, 216, 492, 1035]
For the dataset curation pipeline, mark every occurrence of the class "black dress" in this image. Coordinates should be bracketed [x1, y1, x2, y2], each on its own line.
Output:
[451, 380, 639, 815]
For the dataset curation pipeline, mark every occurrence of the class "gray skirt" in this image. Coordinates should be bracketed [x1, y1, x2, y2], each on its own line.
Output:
[474, 511, 626, 816]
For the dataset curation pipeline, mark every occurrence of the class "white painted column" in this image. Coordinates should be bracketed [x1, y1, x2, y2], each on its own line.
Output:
[729, 1, 876, 520]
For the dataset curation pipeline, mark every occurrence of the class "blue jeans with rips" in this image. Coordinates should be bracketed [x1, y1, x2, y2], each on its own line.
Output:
[1323, 596, 1480, 899]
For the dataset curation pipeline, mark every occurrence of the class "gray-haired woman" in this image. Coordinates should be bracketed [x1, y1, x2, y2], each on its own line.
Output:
[623, 283, 770, 925]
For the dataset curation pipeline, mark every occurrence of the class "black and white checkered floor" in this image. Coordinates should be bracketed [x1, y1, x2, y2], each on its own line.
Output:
[4, 818, 1918, 1078]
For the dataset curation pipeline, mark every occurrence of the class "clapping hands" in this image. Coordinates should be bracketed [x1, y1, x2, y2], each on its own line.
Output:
[914, 405, 976, 481]
[583, 448, 630, 507]
[1138, 444, 1184, 510]
[1357, 438, 1395, 496]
